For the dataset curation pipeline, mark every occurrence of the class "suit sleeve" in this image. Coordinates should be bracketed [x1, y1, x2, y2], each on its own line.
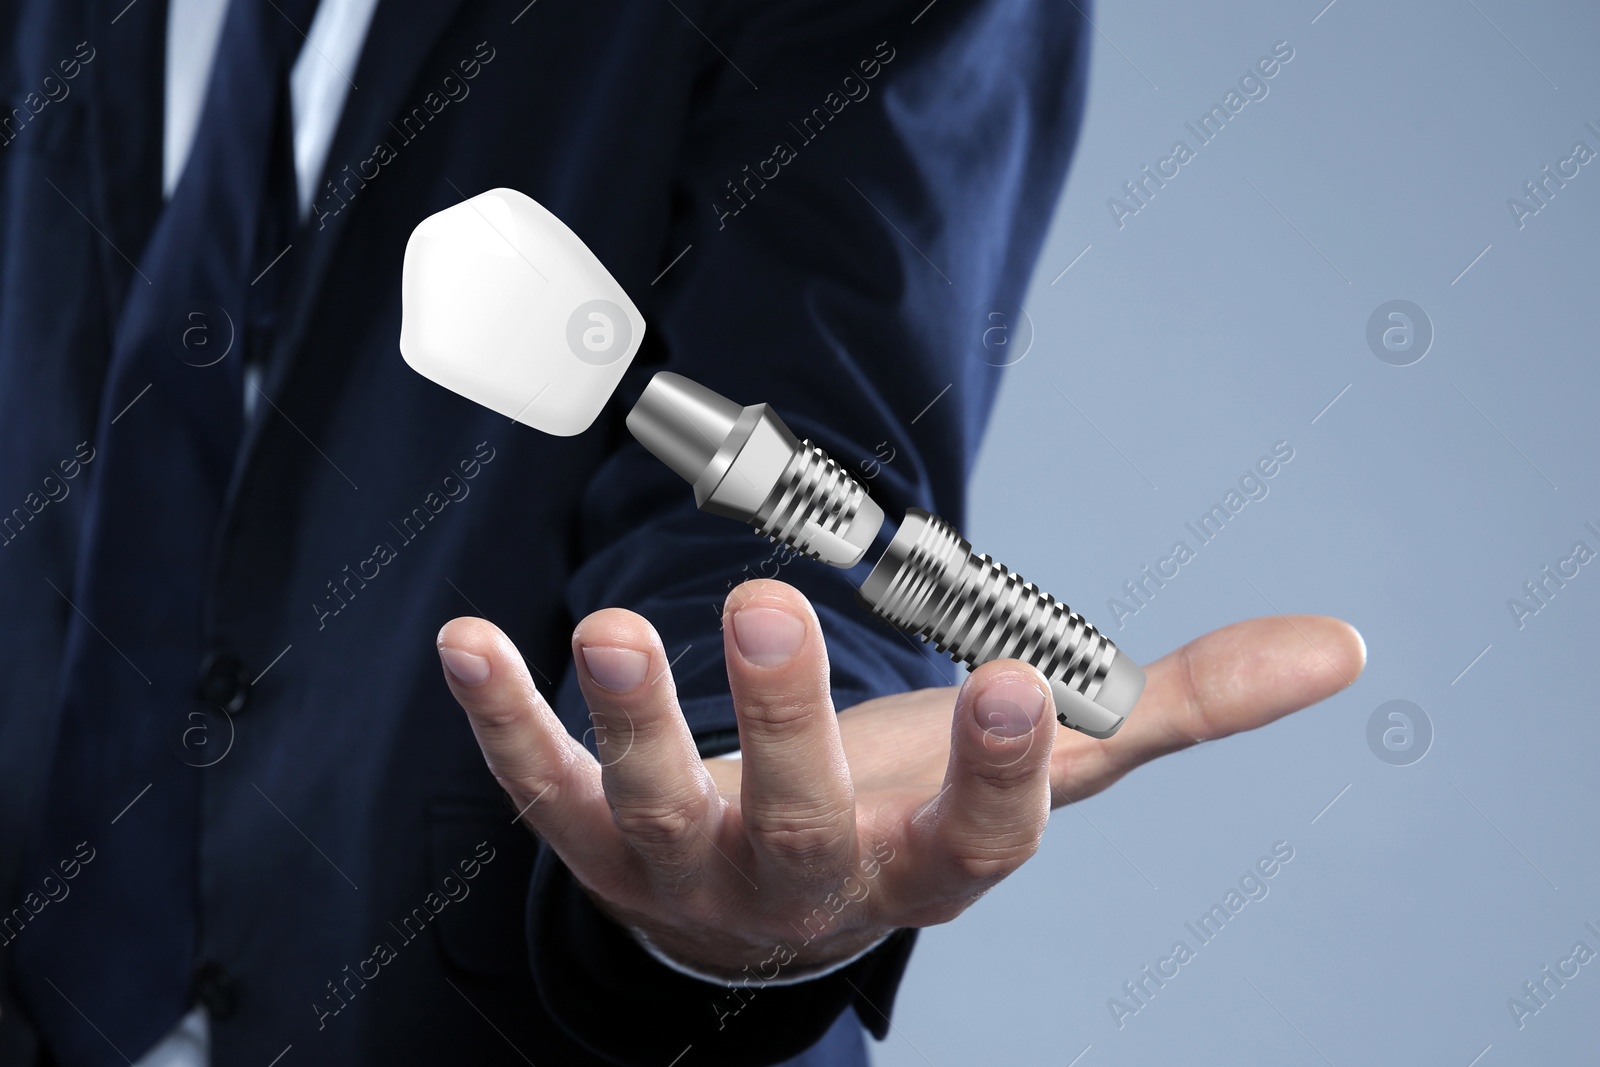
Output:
[527, 1, 1091, 1063]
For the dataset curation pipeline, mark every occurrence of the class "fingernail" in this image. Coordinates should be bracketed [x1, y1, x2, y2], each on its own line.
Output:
[974, 679, 1046, 739]
[731, 607, 805, 667]
[439, 646, 491, 687]
[581, 645, 650, 691]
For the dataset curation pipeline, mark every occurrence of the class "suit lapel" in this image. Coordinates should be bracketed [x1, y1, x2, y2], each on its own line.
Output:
[81, 0, 169, 322]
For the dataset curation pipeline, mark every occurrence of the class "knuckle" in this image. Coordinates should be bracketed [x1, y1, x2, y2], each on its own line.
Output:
[472, 702, 527, 732]
[469, 680, 544, 731]
[749, 807, 852, 867]
[949, 850, 1021, 886]
[489, 747, 572, 805]
[760, 826, 845, 866]
[1176, 643, 1217, 742]
[586, 709, 642, 746]
[497, 773, 562, 819]
[610, 795, 706, 853]
[947, 834, 1040, 885]
[968, 748, 1041, 789]
[737, 695, 817, 738]
[473, 710, 518, 735]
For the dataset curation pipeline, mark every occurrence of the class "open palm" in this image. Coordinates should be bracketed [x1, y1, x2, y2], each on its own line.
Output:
[438, 581, 1363, 977]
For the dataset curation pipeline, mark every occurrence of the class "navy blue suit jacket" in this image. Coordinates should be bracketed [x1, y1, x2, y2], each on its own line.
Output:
[0, 0, 1088, 1063]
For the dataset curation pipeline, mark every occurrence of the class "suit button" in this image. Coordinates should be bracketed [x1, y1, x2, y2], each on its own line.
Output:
[191, 961, 239, 1020]
[198, 653, 251, 714]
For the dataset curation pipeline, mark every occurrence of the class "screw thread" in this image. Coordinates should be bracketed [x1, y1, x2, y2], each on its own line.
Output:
[862, 510, 1117, 704]
[751, 439, 872, 565]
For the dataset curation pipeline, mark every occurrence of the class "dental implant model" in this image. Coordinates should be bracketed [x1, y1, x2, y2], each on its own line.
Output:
[627, 374, 1143, 737]
[400, 187, 1144, 738]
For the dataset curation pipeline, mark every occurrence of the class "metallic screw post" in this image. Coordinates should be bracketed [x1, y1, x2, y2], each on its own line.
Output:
[858, 509, 1143, 737]
[627, 372, 1144, 737]
[626, 372, 884, 568]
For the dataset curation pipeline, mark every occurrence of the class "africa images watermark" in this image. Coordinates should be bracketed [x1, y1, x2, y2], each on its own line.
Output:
[0, 841, 98, 948]
[1505, 916, 1600, 1031]
[312, 839, 497, 1029]
[1505, 519, 1599, 631]
[1108, 840, 1296, 1029]
[313, 441, 496, 629]
[1107, 441, 1296, 629]
[1506, 116, 1600, 231]
[712, 41, 897, 230]
[0, 442, 97, 548]
[309, 41, 498, 230]
[1107, 40, 1296, 230]
[710, 841, 897, 1030]
[0, 41, 97, 149]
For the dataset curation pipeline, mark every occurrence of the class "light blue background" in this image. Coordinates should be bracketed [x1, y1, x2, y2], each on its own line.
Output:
[874, 1, 1600, 1064]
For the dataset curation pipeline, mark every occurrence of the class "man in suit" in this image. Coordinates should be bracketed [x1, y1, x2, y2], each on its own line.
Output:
[0, 0, 1364, 1064]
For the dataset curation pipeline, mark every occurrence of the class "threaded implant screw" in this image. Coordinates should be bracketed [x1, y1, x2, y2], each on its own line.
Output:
[626, 371, 1143, 736]
[858, 509, 1143, 738]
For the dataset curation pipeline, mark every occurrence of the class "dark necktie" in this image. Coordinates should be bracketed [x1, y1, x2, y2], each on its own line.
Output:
[11, 0, 320, 1061]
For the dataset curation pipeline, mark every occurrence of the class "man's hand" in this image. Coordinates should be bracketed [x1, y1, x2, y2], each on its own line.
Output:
[436, 579, 1363, 981]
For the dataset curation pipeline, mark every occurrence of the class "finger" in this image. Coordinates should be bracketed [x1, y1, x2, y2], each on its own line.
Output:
[897, 661, 1053, 915]
[1052, 615, 1366, 802]
[436, 618, 624, 885]
[571, 608, 721, 881]
[723, 580, 856, 875]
